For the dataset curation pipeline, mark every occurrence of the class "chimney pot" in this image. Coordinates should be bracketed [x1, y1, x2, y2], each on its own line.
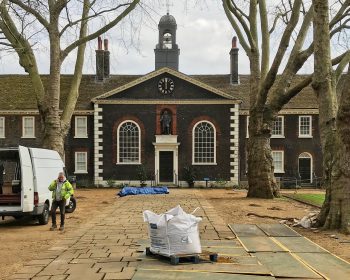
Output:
[230, 35, 239, 85]
[98, 36, 102, 50]
[104, 39, 109, 51]
[232, 36, 237, 48]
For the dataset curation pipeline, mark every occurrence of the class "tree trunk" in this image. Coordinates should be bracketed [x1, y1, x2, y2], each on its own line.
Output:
[246, 48, 279, 199]
[247, 107, 279, 198]
[42, 23, 65, 157]
[312, 0, 350, 233]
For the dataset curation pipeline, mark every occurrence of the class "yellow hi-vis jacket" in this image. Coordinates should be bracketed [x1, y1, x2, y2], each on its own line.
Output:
[48, 180, 74, 200]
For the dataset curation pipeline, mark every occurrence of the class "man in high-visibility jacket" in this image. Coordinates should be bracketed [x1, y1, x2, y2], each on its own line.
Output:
[48, 172, 74, 231]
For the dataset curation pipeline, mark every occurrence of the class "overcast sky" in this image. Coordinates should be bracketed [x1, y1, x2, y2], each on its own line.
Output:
[0, 0, 320, 76]
[0, 1, 253, 75]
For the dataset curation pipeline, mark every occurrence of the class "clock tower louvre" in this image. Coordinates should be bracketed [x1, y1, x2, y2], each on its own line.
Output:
[154, 13, 180, 71]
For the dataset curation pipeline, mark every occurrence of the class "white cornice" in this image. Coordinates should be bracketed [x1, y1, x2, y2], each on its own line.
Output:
[94, 99, 239, 105]
[0, 110, 94, 115]
[239, 109, 319, 115]
[92, 67, 241, 102]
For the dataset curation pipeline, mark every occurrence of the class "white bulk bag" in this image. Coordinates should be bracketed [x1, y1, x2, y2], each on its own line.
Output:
[143, 205, 202, 256]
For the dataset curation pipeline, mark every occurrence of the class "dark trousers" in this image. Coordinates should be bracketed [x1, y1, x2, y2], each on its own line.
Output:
[51, 200, 66, 226]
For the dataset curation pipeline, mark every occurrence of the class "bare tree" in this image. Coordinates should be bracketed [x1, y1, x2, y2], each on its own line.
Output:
[223, 0, 350, 198]
[312, 0, 350, 233]
[0, 0, 141, 157]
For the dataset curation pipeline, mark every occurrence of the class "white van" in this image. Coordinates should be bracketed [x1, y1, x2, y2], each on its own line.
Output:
[0, 146, 76, 224]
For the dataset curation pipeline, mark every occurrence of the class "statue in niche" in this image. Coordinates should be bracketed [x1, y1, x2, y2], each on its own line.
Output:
[160, 110, 172, 135]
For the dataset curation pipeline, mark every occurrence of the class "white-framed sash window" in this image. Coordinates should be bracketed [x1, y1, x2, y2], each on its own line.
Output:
[193, 121, 216, 165]
[75, 116, 88, 138]
[75, 152, 88, 173]
[272, 150, 284, 173]
[299, 116, 312, 138]
[22, 116, 35, 138]
[272, 116, 284, 138]
[0, 117, 5, 138]
[117, 121, 141, 164]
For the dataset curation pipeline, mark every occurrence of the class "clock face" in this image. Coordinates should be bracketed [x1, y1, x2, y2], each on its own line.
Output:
[158, 77, 175, 94]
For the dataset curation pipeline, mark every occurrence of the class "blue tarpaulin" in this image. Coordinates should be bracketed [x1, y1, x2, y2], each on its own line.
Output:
[117, 186, 169, 197]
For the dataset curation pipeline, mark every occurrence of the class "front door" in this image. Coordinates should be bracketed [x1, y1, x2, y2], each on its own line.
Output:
[159, 151, 174, 182]
[299, 158, 311, 184]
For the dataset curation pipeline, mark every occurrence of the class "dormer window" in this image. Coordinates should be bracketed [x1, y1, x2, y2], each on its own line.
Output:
[163, 32, 172, 49]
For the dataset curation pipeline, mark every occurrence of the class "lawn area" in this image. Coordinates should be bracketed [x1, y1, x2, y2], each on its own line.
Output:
[284, 193, 325, 207]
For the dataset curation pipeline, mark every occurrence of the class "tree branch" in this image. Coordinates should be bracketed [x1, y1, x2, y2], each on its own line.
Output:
[0, 1, 45, 109]
[257, 0, 302, 107]
[61, 0, 89, 129]
[258, 0, 269, 81]
[335, 50, 350, 82]
[59, 3, 131, 37]
[61, 0, 139, 61]
[222, 0, 251, 55]
[9, 0, 49, 30]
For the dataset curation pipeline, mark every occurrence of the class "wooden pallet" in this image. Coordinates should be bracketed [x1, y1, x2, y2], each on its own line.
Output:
[145, 247, 218, 265]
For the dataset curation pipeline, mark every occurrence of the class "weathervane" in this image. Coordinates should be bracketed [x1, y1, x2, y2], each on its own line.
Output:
[166, 0, 173, 14]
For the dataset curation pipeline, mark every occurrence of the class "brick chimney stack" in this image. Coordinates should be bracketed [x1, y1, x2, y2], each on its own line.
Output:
[95, 37, 110, 81]
[103, 39, 110, 78]
[230, 36, 239, 85]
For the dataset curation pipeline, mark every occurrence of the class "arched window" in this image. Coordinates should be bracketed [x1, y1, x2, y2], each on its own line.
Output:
[193, 121, 216, 164]
[162, 32, 172, 49]
[117, 121, 140, 164]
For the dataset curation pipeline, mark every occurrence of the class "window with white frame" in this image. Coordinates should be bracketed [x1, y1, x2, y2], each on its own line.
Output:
[75, 116, 88, 138]
[299, 116, 312, 137]
[75, 152, 87, 173]
[193, 121, 216, 164]
[22, 116, 35, 138]
[272, 116, 284, 137]
[0, 117, 4, 138]
[117, 121, 140, 164]
[272, 151, 284, 173]
[246, 116, 249, 138]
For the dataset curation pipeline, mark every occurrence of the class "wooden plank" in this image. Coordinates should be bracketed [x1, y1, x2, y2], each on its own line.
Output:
[253, 252, 323, 279]
[134, 268, 275, 280]
[201, 240, 241, 247]
[238, 237, 286, 253]
[295, 252, 350, 280]
[229, 224, 266, 237]
[257, 224, 301, 237]
[274, 237, 327, 253]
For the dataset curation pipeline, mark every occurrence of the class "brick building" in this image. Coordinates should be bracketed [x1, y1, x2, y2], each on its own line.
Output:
[0, 13, 322, 187]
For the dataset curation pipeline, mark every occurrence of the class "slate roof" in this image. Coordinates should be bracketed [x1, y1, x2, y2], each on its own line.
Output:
[0, 73, 317, 111]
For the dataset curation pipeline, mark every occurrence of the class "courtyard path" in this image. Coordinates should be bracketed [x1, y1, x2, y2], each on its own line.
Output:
[7, 189, 350, 280]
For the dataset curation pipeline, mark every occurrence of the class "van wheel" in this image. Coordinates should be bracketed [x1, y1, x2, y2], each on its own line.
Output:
[38, 204, 50, 225]
[65, 197, 76, 213]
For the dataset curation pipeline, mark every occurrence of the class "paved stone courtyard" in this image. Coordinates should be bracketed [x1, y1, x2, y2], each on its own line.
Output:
[7, 190, 350, 280]
[9, 190, 229, 280]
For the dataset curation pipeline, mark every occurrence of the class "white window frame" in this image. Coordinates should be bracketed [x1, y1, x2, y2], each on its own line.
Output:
[299, 115, 312, 138]
[74, 116, 88, 138]
[246, 116, 249, 138]
[0, 117, 5, 138]
[272, 150, 284, 173]
[22, 116, 35, 138]
[75, 152, 88, 174]
[271, 116, 285, 138]
[192, 120, 217, 165]
[117, 120, 141, 165]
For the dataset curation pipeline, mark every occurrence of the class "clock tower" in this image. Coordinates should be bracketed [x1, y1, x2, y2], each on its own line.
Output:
[154, 13, 180, 71]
